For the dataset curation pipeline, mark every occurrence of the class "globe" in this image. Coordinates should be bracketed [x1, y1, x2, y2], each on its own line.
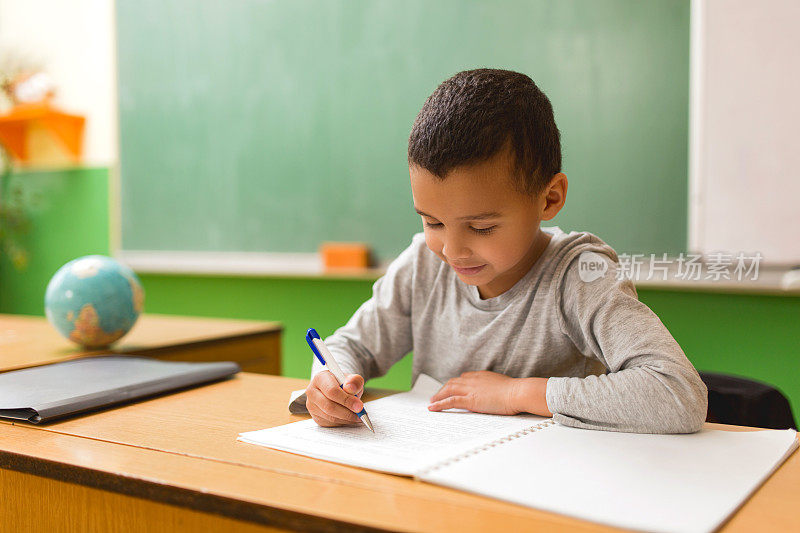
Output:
[45, 255, 145, 349]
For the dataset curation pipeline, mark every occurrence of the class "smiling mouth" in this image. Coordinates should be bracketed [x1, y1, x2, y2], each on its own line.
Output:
[451, 264, 486, 276]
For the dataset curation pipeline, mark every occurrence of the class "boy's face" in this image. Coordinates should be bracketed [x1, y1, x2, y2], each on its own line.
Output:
[410, 149, 565, 299]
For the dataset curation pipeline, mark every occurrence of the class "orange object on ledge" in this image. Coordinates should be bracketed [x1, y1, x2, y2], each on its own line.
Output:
[320, 242, 372, 269]
[0, 102, 85, 165]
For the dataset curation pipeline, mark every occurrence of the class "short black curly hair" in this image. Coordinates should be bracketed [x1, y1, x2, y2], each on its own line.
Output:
[408, 68, 561, 195]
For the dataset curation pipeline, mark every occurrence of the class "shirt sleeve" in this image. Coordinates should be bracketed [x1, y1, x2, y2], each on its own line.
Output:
[546, 248, 708, 434]
[288, 237, 418, 413]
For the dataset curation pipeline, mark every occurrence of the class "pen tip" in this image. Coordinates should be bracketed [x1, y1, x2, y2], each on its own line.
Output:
[362, 413, 374, 432]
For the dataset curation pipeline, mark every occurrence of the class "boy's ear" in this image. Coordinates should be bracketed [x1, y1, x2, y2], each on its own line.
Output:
[540, 173, 568, 221]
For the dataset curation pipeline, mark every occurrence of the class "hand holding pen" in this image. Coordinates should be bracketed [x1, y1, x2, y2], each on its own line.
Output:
[304, 329, 374, 431]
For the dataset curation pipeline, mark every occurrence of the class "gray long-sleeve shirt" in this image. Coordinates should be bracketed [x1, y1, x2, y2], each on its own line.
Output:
[297, 227, 708, 434]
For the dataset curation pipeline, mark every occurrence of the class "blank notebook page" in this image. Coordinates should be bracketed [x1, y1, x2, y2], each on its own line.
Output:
[420, 423, 798, 533]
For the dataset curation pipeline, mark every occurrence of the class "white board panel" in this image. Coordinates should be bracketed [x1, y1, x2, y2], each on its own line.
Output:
[690, 0, 800, 265]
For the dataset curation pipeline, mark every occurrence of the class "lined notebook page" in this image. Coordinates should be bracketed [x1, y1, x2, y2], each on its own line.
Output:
[420, 422, 798, 533]
[238, 374, 546, 475]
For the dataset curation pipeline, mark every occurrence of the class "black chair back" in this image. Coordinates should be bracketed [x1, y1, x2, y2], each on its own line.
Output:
[701, 372, 796, 430]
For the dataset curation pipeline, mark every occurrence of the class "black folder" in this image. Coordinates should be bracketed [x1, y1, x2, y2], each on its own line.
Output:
[0, 355, 240, 424]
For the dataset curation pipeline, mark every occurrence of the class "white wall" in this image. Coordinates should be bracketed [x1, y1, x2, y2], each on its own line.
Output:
[0, 0, 118, 166]
[690, 0, 800, 265]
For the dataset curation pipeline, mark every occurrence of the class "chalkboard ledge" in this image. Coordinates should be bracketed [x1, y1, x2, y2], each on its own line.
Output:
[116, 250, 800, 295]
[116, 250, 386, 280]
[630, 263, 800, 296]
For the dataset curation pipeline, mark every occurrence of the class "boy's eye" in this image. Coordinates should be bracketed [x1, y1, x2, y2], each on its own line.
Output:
[471, 226, 496, 235]
[424, 220, 496, 236]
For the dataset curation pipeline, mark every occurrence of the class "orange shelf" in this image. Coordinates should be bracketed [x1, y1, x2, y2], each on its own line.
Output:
[0, 103, 85, 165]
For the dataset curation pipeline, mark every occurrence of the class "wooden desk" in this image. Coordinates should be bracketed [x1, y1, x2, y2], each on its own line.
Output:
[0, 374, 797, 532]
[0, 313, 282, 375]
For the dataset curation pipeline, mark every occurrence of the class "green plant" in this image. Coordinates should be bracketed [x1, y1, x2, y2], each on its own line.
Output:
[0, 146, 30, 270]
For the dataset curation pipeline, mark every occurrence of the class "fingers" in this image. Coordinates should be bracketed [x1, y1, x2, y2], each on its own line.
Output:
[429, 386, 448, 403]
[429, 376, 474, 411]
[308, 397, 360, 425]
[306, 371, 365, 427]
[306, 387, 360, 425]
[343, 374, 365, 396]
[310, 410, 359, 427]
[428, 395, 471, 412]
[429, 371, 493, 403]
[314, 369, 340, 390]
[430, 379, 465, 403]
[320, 385, 364, 415]
[313, 371, 364, 411]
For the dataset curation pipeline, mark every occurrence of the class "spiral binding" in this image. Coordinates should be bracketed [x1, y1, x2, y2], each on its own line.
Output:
[418, 418, 556, 476]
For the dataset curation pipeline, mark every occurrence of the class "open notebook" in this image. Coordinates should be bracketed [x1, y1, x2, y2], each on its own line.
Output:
[239, 374, 798, 533]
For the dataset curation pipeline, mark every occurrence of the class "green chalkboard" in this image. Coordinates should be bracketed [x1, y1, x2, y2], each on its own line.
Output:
[117, 0, 689, 259]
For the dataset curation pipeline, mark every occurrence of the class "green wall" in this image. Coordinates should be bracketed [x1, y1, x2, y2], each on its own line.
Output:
[0, 167, 110, 314]
[637, 289, 799, 421]
[1, 167, 798, 419]
[136, 272, 414, 390]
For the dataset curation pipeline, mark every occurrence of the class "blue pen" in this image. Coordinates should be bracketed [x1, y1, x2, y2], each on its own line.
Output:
[306, 328, 374, 432]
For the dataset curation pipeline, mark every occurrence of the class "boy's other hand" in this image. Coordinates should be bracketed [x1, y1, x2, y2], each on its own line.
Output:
[306, 371, 365, 427]
[428, 371, 552, 417]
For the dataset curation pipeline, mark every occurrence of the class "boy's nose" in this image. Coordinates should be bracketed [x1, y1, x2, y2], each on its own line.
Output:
[442, 236, 471, 261]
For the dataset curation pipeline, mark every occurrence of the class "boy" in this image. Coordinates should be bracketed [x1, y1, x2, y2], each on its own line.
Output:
[296, 68, 707, 434]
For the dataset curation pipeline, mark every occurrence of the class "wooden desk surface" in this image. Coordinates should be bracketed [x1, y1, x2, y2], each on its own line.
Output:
[0, 373, 797, 532]
[0, 313, 282, 373]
